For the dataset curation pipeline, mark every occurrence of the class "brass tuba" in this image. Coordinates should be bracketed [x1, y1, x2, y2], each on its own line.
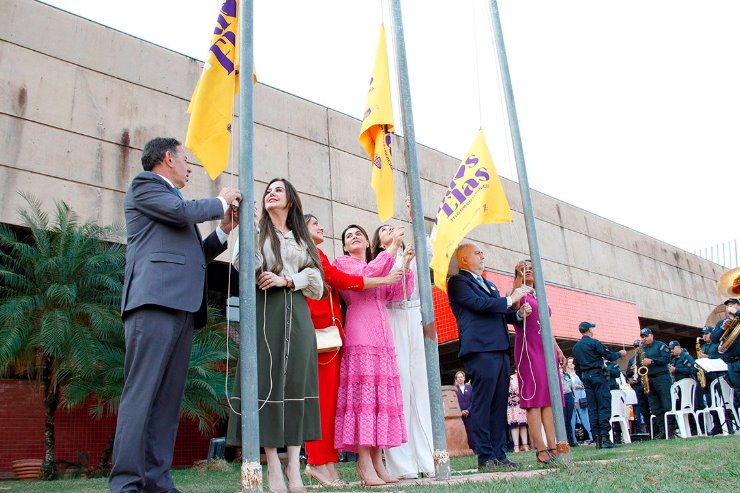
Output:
[636, 344, 650, 394]
[718, 317, 739, 354]
[718, 267, 740, 298]
[717, 268, 740, 354]
[695, 337, 707, 389]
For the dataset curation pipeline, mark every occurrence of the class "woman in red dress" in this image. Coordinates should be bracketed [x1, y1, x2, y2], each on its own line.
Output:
[302, 214, 401, 487]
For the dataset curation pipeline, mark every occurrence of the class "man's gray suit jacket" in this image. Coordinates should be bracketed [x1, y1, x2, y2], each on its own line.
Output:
[121, 171, 227, 328]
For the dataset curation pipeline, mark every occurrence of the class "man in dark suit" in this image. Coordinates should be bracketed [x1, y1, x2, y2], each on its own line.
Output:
[454, 370, 475, 453]
[447, 243, 531, 471]
[109, 137, 241, 493]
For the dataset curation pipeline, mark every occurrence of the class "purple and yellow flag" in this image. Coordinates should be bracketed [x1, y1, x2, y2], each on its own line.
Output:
[186, 0, 255, 180]
[359, 25, 394, 221]
[430, 130, 513, 291]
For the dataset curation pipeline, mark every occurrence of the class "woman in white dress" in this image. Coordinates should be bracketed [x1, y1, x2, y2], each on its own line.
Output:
[370, 199, 434, 479]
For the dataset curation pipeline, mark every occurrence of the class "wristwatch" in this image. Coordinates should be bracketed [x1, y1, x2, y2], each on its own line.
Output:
[284, 275, 294, 289]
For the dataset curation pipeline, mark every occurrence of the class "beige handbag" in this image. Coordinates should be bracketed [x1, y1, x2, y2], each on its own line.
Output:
[315, 287, 344, 353]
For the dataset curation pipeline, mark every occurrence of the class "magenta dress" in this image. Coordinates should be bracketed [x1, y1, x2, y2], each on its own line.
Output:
[333, 251, 413, 451]
[512, 293, 565, 409]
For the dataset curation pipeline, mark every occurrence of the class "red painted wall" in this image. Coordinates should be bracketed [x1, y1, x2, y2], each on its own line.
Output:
[0, 379, 213, 473]
[434, 273, 640, 345]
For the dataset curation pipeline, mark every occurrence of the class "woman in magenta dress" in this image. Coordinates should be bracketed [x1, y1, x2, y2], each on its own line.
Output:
[333, 224, 414, 486]
[509, 259, 565, 464]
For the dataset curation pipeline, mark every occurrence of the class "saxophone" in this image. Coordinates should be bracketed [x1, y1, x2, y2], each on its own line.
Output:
[637, 343, 650, 394]
[695, 337, 707, 389]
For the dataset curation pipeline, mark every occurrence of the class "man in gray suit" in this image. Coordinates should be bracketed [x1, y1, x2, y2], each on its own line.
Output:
[109, 137, 241, 493]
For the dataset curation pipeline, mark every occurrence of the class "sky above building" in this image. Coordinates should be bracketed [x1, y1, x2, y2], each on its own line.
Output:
[38, 0, 740, 259]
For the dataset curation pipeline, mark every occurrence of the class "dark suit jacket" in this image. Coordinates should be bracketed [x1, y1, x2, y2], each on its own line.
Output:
[121, 171, 227, 329]
[455, 383, 473, 412]
[447, 270, 518, 358]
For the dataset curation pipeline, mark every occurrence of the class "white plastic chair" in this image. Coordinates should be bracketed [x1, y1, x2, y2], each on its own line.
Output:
[718, 377, 740, 430]
[608, 389, 632, 444]
[697, 378, 731, 435]
[664, 378, 702, 439]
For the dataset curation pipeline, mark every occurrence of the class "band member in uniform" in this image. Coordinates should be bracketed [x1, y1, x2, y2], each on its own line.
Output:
[572, 321, 627, 449]
[669, 340, 698, 382]
[699, 326, 725, 435]
[626, 340, 650, 434]
[712, 298, 740, 419]
[639, 328, 675, 439]
[607, 360, 622, 390]
[669, 340, 704, 434]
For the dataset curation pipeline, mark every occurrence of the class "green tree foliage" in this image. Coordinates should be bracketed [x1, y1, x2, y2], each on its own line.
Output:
[63, 306, 236, 476]
[0, 194, 125, 479]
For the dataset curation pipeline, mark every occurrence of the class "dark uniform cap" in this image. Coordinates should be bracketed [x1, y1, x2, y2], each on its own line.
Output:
[578, 321, 596, 333]
[632, 339, 641, 347]
[724, 298, 740, 305]
[668, 340, 680, 349]
[640, 328, 652, 337]
[701, 326, 713, 334]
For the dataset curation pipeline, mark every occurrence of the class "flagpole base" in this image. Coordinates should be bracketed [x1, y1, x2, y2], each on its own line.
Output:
[240, 461, 262, 493]
[433, 449, 451, 481]
[555, 441, 572, 464]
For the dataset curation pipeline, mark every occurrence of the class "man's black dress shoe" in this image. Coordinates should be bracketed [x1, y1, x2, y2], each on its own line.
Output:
[478, 458, 517, 471]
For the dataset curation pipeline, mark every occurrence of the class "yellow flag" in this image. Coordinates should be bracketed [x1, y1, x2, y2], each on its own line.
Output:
[430, 130, 513, 291]
[186, 0, 255, 181]
[359, 25, 394, 221]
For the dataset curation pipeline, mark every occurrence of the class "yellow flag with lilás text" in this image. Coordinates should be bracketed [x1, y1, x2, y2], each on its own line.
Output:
[359, 25, 394, 221]
[430, 130, 513, 291]
[186, 0, 255, 181]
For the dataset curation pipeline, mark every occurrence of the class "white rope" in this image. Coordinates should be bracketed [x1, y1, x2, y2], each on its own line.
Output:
[516, 267, 538, 402]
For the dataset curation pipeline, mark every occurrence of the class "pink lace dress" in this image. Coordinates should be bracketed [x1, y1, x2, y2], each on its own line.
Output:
[333, 251, 414, 451]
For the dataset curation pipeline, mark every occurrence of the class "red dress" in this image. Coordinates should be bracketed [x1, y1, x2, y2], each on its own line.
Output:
[304, 249, 364, 465]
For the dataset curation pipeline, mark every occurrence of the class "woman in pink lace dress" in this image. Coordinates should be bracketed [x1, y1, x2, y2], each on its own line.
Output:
[333, 224, 415, 486]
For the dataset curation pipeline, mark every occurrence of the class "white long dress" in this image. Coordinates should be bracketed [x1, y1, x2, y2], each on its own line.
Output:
[383, 241, 435, 477]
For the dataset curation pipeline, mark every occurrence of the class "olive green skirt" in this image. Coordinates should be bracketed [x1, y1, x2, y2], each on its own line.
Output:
[227, 287, 321, 448]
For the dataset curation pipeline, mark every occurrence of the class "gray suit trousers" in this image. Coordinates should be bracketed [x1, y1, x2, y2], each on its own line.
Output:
[109, 306, 194, 493]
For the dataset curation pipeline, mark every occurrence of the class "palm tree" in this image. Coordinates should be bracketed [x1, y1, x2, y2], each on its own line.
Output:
[0, 194, 125, 479]
[63, 306, 235, 475]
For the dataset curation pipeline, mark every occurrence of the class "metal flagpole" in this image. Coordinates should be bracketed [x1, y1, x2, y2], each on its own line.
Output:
[389, 0, 451, 480]
[486, 0, 570, 459]
[237, 0, 261, 490]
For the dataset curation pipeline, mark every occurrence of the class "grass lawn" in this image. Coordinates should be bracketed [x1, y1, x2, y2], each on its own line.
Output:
[3, 435, 738, 492]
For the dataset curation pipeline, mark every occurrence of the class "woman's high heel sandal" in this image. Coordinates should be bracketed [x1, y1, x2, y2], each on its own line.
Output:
[535, 448, 556, 464]
[305, 465, 347, 488]
[356, 465, 385, 487]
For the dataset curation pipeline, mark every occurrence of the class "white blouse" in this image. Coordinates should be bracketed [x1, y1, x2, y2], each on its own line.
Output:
[232, 229, 323, 300]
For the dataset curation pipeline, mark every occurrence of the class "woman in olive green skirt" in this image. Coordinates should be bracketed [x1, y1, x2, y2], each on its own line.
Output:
[227, 288, 320, 443]
[228, 178, 325, 493]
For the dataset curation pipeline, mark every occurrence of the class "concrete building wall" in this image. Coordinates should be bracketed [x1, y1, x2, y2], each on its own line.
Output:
[0, 0, 726, 330]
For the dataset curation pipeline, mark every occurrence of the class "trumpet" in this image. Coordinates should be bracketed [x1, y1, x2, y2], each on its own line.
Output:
[695, 337, 707, 389]
[636, 343, 650, 394]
